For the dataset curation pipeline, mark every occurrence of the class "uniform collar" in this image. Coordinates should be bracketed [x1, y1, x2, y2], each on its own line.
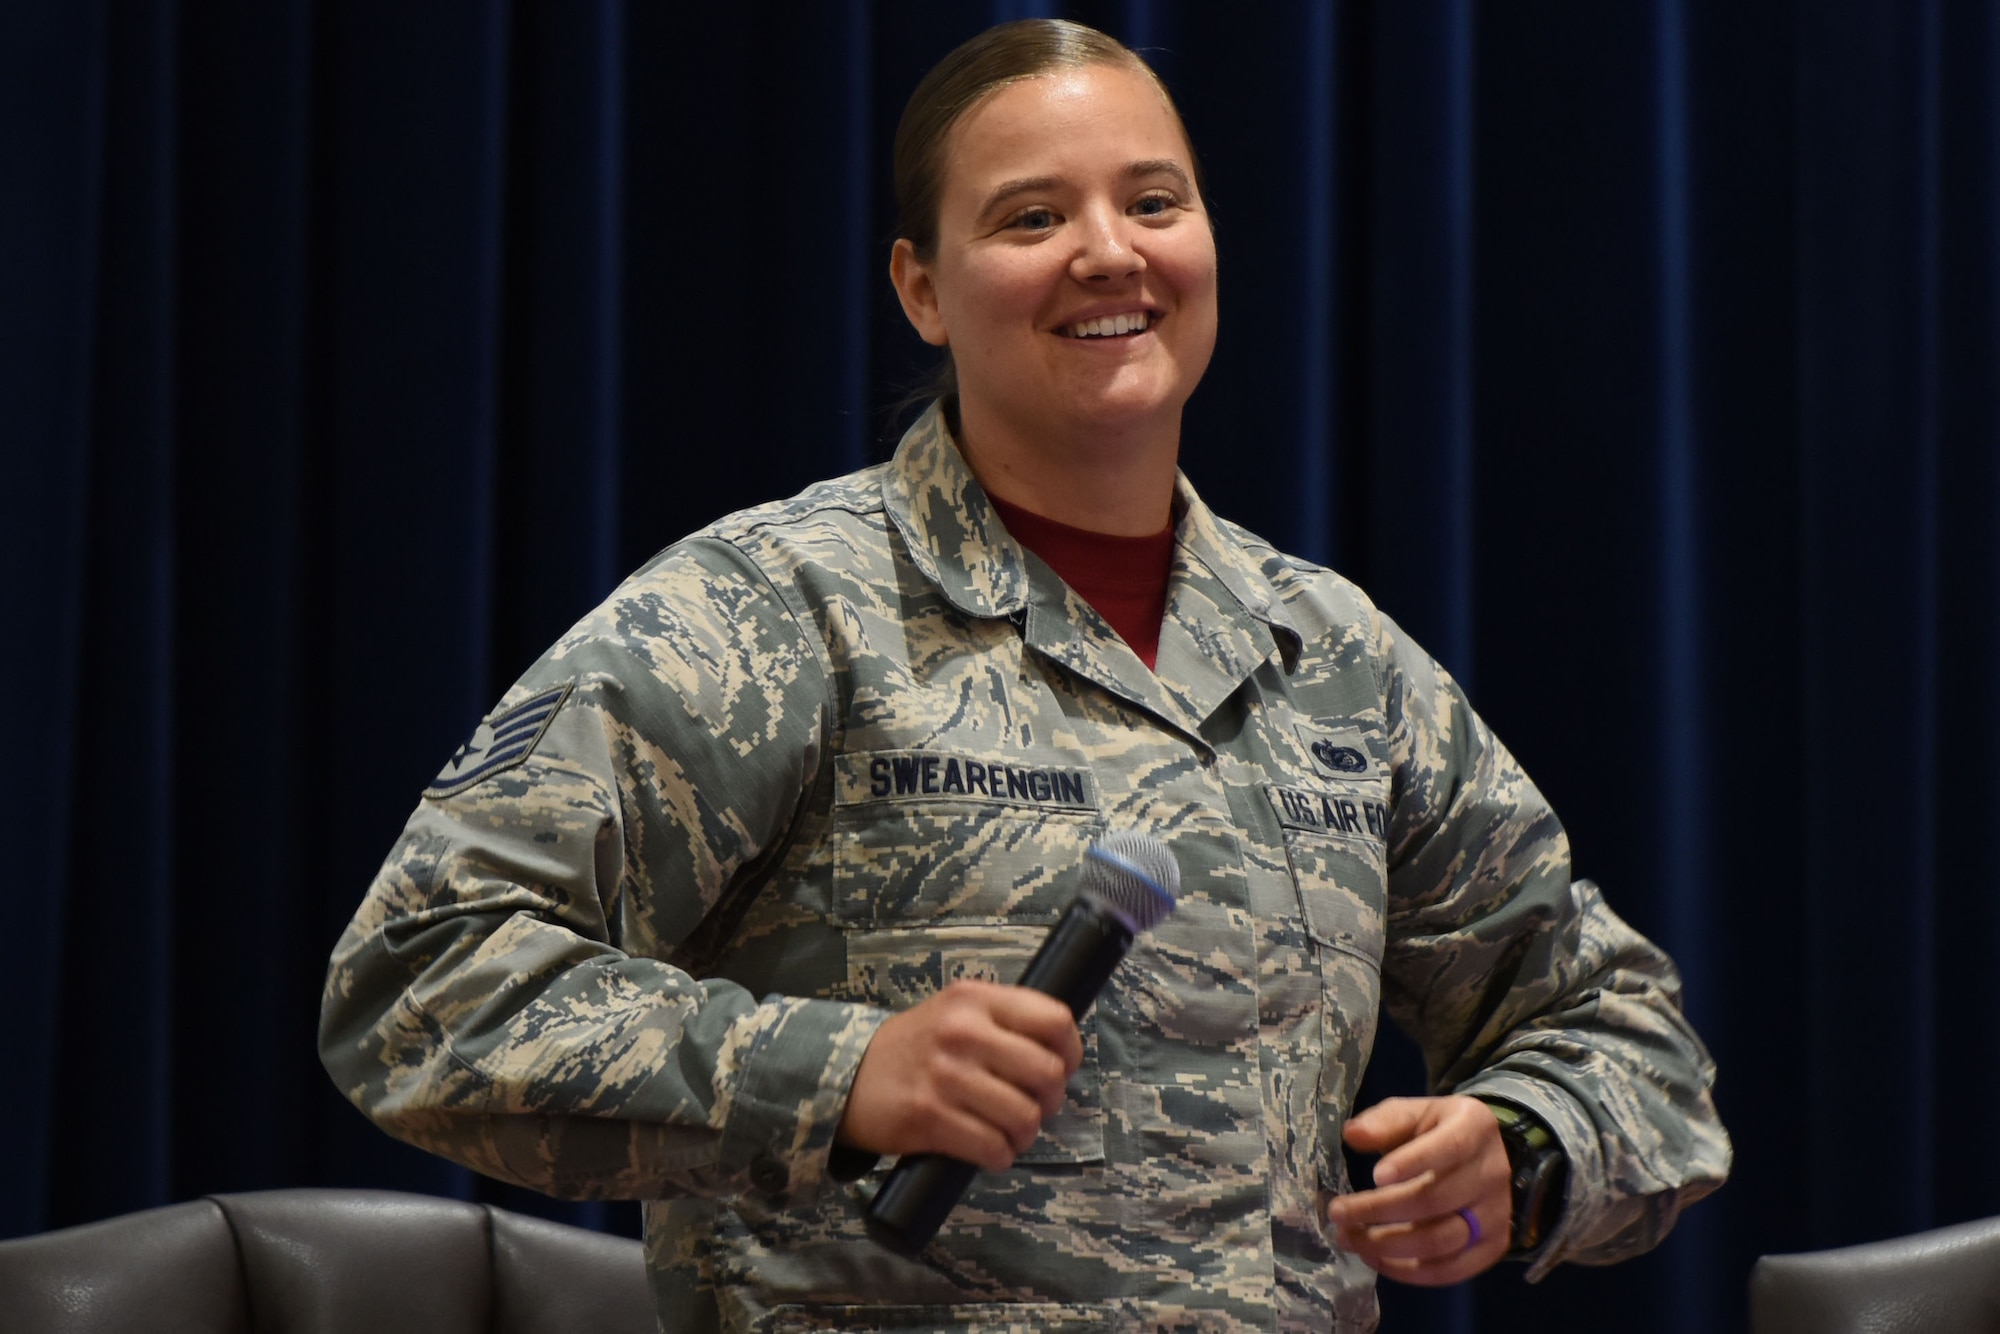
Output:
[882, 404, 1032, 620]
[1167, 486, 1307, 683]
[883, 403, 1306, 732]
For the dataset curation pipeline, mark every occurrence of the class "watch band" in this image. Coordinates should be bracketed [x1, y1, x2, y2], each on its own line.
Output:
[1481, 1099, 1568, 1255]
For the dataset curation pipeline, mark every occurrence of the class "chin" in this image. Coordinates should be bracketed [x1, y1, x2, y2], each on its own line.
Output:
[1060, 381, 1192, 435]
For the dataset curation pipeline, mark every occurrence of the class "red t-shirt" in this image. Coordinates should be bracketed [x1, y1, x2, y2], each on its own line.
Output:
[987, 493, 1175, 671]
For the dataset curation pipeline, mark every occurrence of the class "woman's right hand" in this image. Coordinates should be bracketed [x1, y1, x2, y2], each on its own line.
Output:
[836, 979, 1083, 1173]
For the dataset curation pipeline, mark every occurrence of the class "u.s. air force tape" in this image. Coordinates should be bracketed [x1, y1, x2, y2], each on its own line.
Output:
[424, 680, 575, 799]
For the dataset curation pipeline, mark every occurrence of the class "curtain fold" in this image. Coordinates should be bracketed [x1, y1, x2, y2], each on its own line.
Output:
[1, 1, 104, 1246]
[7, 3, 1997, 1331]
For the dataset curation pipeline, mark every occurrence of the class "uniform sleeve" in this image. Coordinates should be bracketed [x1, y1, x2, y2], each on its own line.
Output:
[1371, 612, 1731, 1278]
[318, 537, 885, 1207]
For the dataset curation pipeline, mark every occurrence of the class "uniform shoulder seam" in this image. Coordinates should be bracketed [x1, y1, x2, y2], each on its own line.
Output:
[693, 467, 893, 545]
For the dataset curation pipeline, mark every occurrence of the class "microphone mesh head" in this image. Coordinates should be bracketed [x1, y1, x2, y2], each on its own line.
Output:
[1080, 831, 1180, 934]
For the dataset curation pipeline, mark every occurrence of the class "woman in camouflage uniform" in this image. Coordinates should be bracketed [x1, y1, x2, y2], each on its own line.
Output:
[321, 19, 1728, 1332]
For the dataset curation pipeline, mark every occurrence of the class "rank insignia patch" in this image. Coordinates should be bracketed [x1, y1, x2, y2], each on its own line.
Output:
[424, 680, 575, 799]
[1294, 721, 1375, 780]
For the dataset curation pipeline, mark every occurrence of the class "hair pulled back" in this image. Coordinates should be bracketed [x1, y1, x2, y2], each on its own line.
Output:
[893, 19, 1203, 260]
[890, 19, 1203, 417]
[893, 20, 1198, 260]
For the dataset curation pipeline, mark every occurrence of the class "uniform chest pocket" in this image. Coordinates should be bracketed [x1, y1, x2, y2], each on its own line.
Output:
[831, 751, 1101, 926]
[1265, 780, 1389, 1159]
[1265, 781, 1390, 964]
[833, 752, 1106, 1164]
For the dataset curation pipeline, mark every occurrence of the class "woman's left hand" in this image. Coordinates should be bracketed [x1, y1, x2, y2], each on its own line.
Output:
[1325, 1095, 1514, 1285]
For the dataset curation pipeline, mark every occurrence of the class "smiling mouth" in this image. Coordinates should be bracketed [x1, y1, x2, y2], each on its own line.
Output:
[1061, 312, 1154, 338]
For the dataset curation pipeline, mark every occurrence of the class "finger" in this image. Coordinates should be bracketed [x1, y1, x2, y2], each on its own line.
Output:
[1366, 1097, 1495, 1188]
[1329, 1145, 1495, 1234]
[1341, 1097, 1434, 1154]
[839, 993, 1066, 1162]
[922, 985, 1068, 1093]
[1330, 1143, 1494, 1228]
[1336, 1207, 1507, 1287]
[1325, 1169, 1439, 1230]
[938, 1059, 1060, 1156]
[921, 1099, 1029, 1174]
[985, 985, 1085, 1074]
[914, 1048, 1049, 1166]
[1357, 1246, 1495, 1289]
[1336, 1205, 1482, 1264]
[978, 1025, 1076, 1113]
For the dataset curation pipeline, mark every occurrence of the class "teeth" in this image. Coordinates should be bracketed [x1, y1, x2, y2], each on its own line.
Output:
[1068, 312, 1150, 338]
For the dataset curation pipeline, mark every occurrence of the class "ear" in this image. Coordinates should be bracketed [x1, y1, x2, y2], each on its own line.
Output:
[889, 238, 949, 347]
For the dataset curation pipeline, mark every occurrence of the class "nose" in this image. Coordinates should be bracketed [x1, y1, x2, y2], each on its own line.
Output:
[1069, 204, 1144, 282]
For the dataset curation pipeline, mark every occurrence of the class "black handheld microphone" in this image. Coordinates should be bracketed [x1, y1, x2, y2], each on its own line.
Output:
[863, 829, 1180, 1257]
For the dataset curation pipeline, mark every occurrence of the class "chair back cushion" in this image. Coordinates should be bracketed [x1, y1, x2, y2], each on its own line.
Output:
[218, 1189, 497, 1334]
[0, 1197, 249, 1334]
[1751, 1215, 2000, 1334]
[489, 1205, 657, 1334]
[0, 1188, 654, 1334]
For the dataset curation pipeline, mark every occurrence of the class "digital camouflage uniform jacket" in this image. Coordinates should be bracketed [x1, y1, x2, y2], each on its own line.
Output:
[320, 405, 1729, 1333]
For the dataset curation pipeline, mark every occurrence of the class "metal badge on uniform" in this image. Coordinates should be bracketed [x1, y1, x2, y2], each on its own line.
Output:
[424, 680, 575, 799]
[1293, 721, 1373, 780]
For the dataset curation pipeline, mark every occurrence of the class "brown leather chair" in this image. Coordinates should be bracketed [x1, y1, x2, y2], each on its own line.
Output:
[0, 1187, 656, 1334]
[1751, 1215, 2000, 1333]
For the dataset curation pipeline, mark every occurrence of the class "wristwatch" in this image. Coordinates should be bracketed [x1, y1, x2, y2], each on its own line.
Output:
[1481, 1099, 1568, 1255]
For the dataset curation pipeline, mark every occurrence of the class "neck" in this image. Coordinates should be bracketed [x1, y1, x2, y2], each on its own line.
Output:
[952, 401, 1180, 537]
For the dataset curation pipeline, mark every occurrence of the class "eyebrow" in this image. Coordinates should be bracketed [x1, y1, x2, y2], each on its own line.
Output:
[976, 159, 1195, 219]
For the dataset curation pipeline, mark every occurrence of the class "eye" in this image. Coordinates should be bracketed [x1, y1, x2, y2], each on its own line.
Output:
[1131, 192, 1176, 218]
[1011, 206, 1059, 232]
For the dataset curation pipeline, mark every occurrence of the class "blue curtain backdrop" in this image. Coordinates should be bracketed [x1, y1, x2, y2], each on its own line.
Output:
[4, 2, 1996, 1332]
